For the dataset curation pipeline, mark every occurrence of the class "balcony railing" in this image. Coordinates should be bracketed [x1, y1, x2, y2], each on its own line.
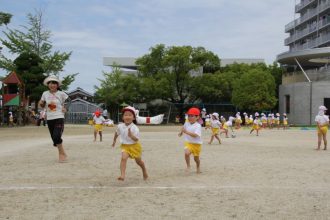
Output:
[295, 0, 317, 13]
[285, 0, 330, 32]
[289, 32, 330, 52]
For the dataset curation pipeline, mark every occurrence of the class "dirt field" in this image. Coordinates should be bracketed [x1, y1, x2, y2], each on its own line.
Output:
[0, 124, 330, 219]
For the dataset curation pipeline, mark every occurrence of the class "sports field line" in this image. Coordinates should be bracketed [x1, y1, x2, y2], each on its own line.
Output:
[0, 185, 329, 191]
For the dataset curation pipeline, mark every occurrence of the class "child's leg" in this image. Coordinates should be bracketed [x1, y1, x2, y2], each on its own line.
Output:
[57, 144, 67, 162]
[317, 133, 322, 150]
[99, 131, 102, 142]
[256, 129, 259, 136]
[250, 129, 254, 134]
[135, 158, 148, 180]
[208, 135, 214, 144]
[215, 134, 221, 144]
[94, 130, 97, 141]
[323, 133, 327, 150]
[118, 152, 129, 180]
[194, 156, 201, 173]
[184, 149, 191, 169]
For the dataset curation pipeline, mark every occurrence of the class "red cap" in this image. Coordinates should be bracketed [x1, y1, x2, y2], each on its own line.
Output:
[95, 111, 101, 116]
[187, 107, 200, 116]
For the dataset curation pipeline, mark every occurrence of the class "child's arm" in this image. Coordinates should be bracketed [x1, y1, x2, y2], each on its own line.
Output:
[178, 126, 184, 137]
[112, 132, 119, 147]
[182, 128, 199, 138]
[128, 128, 139, 142]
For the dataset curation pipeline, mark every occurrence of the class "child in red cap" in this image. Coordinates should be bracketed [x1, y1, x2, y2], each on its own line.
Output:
[112, 106, 148, 181]
[178, 107, 202, 173]
[93, 110, 106, 142]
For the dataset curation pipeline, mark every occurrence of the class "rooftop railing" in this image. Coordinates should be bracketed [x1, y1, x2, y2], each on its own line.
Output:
[295, 0, 317, 13]
[285, 0, 330, 32]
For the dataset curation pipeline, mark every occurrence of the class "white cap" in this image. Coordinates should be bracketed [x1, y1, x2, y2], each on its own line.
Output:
[202, 108, 206, 111]
[255, 112, 259, 117]
[43, 75, 62, 86]
[276, 113, 280, 116]
[319, 106, 328, 111]
[212, 112, 219, 118]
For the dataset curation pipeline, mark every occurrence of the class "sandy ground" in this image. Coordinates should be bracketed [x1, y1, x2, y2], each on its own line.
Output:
[0, 124, 330, 219]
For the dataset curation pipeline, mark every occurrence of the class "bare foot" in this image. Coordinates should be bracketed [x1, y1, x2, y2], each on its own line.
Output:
[315, 148, 320, 150]
[218, 140, 221, 144]
[208, 142, 211, 145]
[117, 176, 125, 181]
[59, 154, 67, 163]
[185, 166, 191, 172]
[196, 168, 201, 174]
[143, 173, 148, 180]
[323, 148, 327, 150]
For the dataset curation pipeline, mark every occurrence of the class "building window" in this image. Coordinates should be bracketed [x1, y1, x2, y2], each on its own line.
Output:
[285, 95, 290, 114]
[324, 98, 330, 113]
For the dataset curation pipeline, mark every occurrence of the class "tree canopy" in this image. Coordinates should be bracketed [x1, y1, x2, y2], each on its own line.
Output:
[0, 10, 76, 95]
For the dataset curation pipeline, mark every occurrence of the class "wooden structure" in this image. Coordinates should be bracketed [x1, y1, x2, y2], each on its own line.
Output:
[1, 72, 25, 125]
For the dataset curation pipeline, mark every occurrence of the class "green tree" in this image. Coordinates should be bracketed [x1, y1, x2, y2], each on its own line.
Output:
[231, 68, 277, 111]
[94, 66, 142, 107]
[136, 44, 220, 105]
[0, 12, 12, 26]
[0, 10, 76, 88]
[13, 52, 45, 105]
[190, 73, 229, 103]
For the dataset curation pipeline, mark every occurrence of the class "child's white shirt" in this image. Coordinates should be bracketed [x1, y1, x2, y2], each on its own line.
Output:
[210, 119, 221, 128]
[93, 116, 105, 125]
[41, 91, 68, 120]
[116, 123, 140, 144]
[183, 122, 202, 144]
[315, 115, 329, 125]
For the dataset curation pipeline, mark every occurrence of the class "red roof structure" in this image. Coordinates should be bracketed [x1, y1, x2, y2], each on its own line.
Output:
[2, 71, 22, 84]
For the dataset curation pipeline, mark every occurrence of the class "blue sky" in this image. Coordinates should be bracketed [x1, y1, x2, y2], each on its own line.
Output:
[1, 0, 295, 93]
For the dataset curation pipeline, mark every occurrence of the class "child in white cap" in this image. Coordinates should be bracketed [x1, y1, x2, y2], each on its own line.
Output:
[315, 106, 329, 150]
[275, 113, 281, 130]
[282, 113, 288, 130]
[112, 106, 148, 180]
[250, 112, 261, 136]
[208, 113, 222, 144]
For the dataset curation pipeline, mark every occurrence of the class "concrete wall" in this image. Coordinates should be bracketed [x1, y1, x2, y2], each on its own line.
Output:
[279, 81, 330, 125]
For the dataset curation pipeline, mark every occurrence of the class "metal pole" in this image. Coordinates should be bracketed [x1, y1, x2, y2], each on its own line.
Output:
[294, 58, 312, 125]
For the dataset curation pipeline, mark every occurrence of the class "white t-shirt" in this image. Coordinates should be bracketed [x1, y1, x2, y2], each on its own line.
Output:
[210, 119, 221, 128]
[183, 122, 202, 144]
[41, 91, 68, 120]
[93, 116, 105, 125]
[116, 123, 140, 144]
[315, 115, 329, 126]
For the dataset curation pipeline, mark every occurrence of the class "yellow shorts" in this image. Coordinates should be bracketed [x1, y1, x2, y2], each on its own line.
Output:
[205, 122, 211, 126]
[283, 121, 288, 125]
[252, 124, 259, 130]
[94, 124, 103, 132]
[318, 126, 328, 135]
[184, 142, 201, 157]
[223, 124, 228, 130]
[121, 143, 142, 159]
[211, 128, 220, 135]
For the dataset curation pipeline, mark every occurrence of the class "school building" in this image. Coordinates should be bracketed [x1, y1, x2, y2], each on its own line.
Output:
[277, 0, 330, 125]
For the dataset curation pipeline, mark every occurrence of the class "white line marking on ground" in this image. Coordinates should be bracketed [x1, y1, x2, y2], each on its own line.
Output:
[0, 185, 329, 191]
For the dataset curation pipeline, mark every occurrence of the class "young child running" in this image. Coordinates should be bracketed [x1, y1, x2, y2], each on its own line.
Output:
[282, 113, 289, 130]
[178, 107, 202, 173]
[250, 112, 261, 136]
[112, 106, 148, 181]
[261, 113, 267, 129]
[208, 112, 222, 144]
[220, 116, 235, 138]
[205, 115, 211, 130]
[315, 106, 329, 150]
[275, 113, 281, 130]
[93, 110, 106, 142]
